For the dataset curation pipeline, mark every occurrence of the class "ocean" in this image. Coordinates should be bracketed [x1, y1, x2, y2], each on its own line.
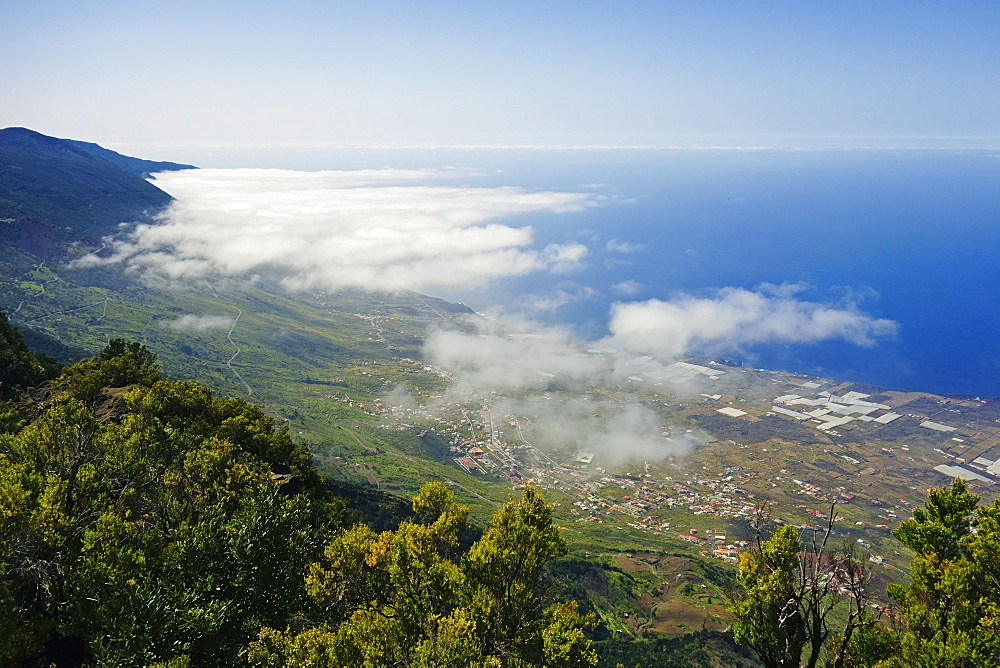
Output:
[160, 145, 1000, 398]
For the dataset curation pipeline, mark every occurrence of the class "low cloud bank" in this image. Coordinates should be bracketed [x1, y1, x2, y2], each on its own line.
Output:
[79, 168, 594, 292]
[78, 167, 898, 466]
[425, 288, 896, 391]
[608, 287, 897, 358]
[421, 322, 707, 466]
[422, 287, 897, 464]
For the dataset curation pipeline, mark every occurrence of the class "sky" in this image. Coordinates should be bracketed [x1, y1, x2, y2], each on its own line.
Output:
[3, 0, 998, 151]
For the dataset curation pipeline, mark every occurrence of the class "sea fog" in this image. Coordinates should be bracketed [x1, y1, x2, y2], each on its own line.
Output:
[112, 144, 1000, 397]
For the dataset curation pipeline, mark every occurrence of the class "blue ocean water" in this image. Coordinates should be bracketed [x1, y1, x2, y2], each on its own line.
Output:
[433, 149, 1000, 398]
[193, 146, 1000, 397]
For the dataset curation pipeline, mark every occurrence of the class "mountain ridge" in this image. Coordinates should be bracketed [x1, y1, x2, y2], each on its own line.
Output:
[64, 137, 195, 176]
[0, 127, 193, 248]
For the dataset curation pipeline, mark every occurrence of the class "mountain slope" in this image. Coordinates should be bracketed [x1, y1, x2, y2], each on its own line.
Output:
[0, 127, 186, 245]
[65, 138, 194, 176]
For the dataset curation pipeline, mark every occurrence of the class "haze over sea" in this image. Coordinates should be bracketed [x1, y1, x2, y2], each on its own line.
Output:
[135, 144, 1000, 398]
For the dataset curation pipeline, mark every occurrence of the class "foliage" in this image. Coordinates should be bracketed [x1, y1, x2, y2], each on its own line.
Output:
[728, 506, 884, 668]
[730, 523, 807, 667]
[835, 623, 899, 668]
[0, 307, 60, 402]
[1, 329, 600, 665]
[324, 478, 416, 532]
[54, 337, 162, 405]
[730, 482, 1000, 668]
[249, 482, 597, 666]
[0, 340, 347, 665]
[887, 479, 1000, 666]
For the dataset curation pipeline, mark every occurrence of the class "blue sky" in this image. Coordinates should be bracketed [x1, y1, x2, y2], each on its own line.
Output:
[2, 1, 998, 148]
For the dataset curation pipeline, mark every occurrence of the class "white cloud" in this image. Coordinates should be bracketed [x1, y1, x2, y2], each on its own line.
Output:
[424, 318, 604, 392]
[81, 168, 594, 292]
[754, 281, 811, 299]
[606, 238, 647, 253]
[496, 395, 694, 466]
[164, 314, 235, 331]
[603, 257, 633, 270]
[541, 242, 589, 272]
[424, 289, 898, 394]
[517, 285, 600, 314]
[422, 316, 717, 464]
[421, 288, 896, 465]
[422, 319, 690, 464]
[611, 280, 642, 296]
[607, 287, 898, 358]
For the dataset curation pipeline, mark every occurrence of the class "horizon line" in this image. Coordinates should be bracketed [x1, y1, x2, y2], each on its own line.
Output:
[104, 136, 1000, 152]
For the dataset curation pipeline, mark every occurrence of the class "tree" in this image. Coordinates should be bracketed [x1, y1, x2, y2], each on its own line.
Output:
[0, 307, 59, 402]
[887, 479, 1000, 666]
[56, 339, 160, 405]
[730, 523, 806, 667]
[1, 338, 595, 664]
[0, 350, 346, 665]
[250, 483, 596, 666]
[728, 505, 884, 668]
[464, 484, 570, 660]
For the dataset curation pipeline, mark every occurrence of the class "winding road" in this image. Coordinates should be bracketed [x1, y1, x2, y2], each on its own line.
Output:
[225, 308, 253, 396]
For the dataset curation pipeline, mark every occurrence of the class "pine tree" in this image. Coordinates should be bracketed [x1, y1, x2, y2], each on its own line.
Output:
[888, 479, 1000, 666]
